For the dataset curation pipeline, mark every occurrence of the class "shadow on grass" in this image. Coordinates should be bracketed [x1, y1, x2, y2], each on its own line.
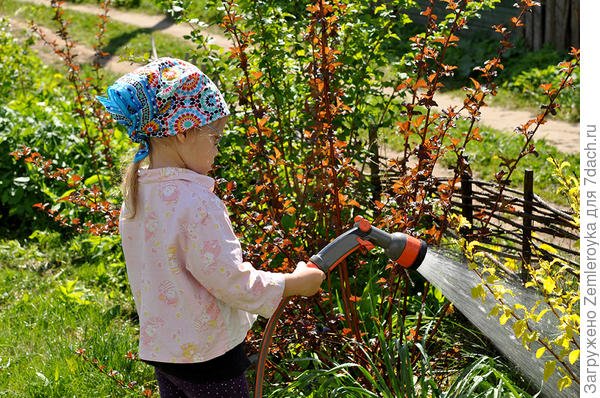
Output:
[95, 15, 175, 67]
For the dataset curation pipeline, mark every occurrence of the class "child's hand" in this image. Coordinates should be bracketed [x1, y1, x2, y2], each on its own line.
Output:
[283, 261, 326, 297]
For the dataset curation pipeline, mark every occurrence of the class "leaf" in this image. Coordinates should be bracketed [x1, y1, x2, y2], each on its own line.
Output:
[433, 287, 444, 303]
[489, 304, 501, 317]
[543, 360, 556, 382]
[83, 174, 110, 186]
[569, 349, 580, 364]
[499, 312, 510, 325]
[69, 174, 82, 185]
[374, 5, 386, 14]
[512, 319, 527, 338]
[347, 199, 361, 208]
[412, 79, 427, 90]
[471, 284, 485, 301]
[542, 277, 556, 294]
[59, 189, 75, 200]
[535, 309, 549, 322]
[557, 375, 572, 391]
[538, 243, 558, 254]
[535, 346, 546, 359]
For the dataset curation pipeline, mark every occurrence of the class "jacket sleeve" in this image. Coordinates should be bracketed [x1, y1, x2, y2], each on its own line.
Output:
[182, 198, 285, 318]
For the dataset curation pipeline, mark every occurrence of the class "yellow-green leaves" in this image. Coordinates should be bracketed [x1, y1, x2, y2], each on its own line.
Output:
[557, 375, 572, 391]
[568, 349, 579, 365]
[471, 284, 486, 301]
[535, 308, 549, 322]
[499, 311, 511, 325]
[542, 277, 556, 294]
[543, 360, 556, 381]
[512, 319, 527, 338]
[535, 346, 546, 359]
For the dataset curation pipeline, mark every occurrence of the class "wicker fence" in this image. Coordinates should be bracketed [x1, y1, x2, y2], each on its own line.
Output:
[451, 171, 579, 271]
[382, 168, 580, 276]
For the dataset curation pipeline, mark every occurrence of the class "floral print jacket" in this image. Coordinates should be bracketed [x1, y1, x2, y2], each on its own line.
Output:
[120, 168, 285, 363]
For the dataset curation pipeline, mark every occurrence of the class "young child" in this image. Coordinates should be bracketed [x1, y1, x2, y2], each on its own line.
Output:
[98, 57, 325, 397]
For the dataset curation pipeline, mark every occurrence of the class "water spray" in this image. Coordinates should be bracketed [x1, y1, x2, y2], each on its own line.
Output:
[254, 216, 427, 397]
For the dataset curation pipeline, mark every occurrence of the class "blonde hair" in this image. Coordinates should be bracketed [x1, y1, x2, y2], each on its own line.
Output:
[120, 134, 183, 219]
[121, 159, 142, 219]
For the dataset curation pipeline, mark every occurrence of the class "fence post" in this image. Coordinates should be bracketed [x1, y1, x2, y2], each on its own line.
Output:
[460, 171, 473, 238]
[522, 169, 534, 282]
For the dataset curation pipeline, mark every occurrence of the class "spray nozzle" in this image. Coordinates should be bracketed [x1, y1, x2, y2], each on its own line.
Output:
[307, 216, 428, 272]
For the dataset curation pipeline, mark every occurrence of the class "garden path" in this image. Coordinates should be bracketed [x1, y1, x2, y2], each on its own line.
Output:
[14, 0, 581, 154]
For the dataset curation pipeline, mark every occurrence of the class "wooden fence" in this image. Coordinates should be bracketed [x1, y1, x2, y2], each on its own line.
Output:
[408, 0, 580, 52]
[523, 0, 580, 52]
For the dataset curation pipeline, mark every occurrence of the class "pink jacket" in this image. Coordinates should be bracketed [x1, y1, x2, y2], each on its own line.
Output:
[120, 167, 285, 363]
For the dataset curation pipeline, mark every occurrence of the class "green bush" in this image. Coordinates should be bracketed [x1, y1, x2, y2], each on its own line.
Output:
[0, 19, 75, 236]
[0, 18, 125, 238]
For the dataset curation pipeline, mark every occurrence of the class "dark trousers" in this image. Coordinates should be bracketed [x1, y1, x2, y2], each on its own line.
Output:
[155, 367, 251, 398]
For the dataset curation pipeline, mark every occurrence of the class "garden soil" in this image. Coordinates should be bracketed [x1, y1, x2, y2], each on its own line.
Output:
[11, 0, 580, 155]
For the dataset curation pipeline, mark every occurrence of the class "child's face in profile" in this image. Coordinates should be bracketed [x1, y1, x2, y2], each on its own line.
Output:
[177, 117, 228, 175]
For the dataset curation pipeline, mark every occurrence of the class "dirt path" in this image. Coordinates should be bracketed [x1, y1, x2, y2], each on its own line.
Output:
[434, 93, 580, 154]
[11, 0, 580, 154]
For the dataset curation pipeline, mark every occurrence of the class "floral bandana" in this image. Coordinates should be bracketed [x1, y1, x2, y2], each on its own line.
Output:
[97, 57, 230, 163]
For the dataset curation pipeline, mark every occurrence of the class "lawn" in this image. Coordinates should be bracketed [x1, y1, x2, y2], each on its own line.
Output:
[0, 233, 158, 396]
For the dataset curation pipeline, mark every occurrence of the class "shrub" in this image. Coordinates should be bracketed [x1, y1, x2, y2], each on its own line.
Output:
[0, 18, 86, 236]
[3, 6, 127, 237]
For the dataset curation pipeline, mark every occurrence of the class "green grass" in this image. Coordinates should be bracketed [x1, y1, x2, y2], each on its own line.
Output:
[64, 0, 219, 22]
[0, 235, 157, 397]
[1, 0, 197, 63]
[456, 122, 579, 206]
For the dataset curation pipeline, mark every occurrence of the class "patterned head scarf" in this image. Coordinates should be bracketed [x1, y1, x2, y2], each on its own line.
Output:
[97, 57, 230, 163]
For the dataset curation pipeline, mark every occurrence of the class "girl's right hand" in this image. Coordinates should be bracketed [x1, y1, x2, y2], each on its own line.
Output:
[283, 261, 326, 297]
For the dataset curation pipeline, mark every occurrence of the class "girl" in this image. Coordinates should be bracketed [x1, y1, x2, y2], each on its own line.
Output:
[98, 57, 325, 397]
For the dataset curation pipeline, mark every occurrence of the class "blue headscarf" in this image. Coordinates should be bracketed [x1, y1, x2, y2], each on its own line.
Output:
[98, 57, 230, 162]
